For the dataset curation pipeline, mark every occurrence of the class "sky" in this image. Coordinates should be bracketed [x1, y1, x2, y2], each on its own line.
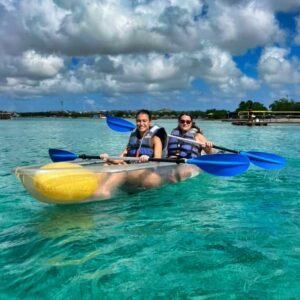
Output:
[0, 0, 300, 112]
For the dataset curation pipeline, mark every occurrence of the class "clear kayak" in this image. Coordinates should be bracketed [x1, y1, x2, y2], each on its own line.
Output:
[14, 160, 201, 204]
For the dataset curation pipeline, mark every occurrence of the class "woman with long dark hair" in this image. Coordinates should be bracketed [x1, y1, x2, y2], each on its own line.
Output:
[168, 112, 213, 158]
[97, 109, 167, 198]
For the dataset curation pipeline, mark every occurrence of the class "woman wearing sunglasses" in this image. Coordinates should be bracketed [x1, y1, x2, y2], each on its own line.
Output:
[168, 113, 214, 158]
[167, 113, 214, 182]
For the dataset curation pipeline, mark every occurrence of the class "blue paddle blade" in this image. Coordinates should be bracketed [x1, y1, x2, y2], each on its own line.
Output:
[106, 115, 135, 132]
[187, 154, 250, 176]
[49, 149, 78, 162]
[241, 151, 286, 170]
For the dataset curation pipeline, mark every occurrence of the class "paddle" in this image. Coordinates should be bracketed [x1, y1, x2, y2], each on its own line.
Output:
[49, 149, 144, 162]
[49, 148, 250, 177]
[106, 115, 135, 132]
[168, 135, 286, 170]
[106, 115, 135, 131]
[106, 115, 286, 170]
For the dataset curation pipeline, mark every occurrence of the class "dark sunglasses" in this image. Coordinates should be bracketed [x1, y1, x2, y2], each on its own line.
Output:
[180, 119, 191, 124]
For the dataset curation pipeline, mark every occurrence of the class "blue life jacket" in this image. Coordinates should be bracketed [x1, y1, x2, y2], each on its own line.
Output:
[167, 128, 202, 158]
[127, 125, 167, 157]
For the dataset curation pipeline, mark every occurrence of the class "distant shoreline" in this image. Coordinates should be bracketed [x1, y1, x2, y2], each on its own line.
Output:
[2, 116, 300, 125]
[222, 118, 300, 124]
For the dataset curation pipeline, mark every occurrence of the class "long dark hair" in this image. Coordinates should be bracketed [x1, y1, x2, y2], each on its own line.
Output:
[135, 109, 152, 121]
[177, 112, 203, 134]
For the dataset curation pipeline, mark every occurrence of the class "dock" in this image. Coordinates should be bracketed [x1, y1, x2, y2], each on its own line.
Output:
[0, 112, 12, 120]
[225, 110, 300, 126]
[232, 120, 268, 126]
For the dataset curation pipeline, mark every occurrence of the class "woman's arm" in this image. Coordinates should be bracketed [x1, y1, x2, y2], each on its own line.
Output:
[152, 135, 163, 158]
[100, 148, 127, 164]
[137, 136, 163, 162]
[195, 133, 214, 154]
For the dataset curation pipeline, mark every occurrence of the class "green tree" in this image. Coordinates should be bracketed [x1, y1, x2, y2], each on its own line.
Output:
[205, 109, 227, 119]
[269, 98, 300, 111]
[236, 100, 267, 112]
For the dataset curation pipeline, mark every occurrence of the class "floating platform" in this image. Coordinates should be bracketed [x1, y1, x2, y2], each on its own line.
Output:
[232, 120, 268, 126]
[0, 113, 12, 120]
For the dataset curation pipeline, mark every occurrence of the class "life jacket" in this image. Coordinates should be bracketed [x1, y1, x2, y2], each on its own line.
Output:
[167, 128, 202, 158]
[126, 125, 167, 157]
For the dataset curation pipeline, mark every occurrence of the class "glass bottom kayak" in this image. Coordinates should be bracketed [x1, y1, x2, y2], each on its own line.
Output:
[14, 160, 201, 204]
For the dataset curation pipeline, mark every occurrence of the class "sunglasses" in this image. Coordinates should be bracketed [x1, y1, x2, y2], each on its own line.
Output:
[180, 119, 192, 124]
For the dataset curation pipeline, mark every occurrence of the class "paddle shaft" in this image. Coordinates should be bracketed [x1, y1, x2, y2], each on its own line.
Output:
[79, 154, 185, 164]
[79, 155, 247, 168]
[49, 149, 184, 163]
[168, 135, 239, 154]
[78, 154, 100, 159]
[79, 155, 243, 166]
[49, 148, 250, 176]
[149, 158, 185, 164]
[79, 154, 148, 161]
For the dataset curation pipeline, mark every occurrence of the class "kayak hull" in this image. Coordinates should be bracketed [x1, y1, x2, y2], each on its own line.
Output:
[14, 161, 201, 204]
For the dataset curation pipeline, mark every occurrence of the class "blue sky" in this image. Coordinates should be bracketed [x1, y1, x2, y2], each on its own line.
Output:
[0, 0, 300, 112]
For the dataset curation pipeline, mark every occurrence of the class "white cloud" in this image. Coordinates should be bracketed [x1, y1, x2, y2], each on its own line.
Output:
[0, 0, 16, 11]
[0, 51, 64, 80]
[20, 50, 64, 79]
[265, 0, 300, 12]
[193, 1, 284, 54]
[258, 47, 300, 86]
[0, 0, 299, 107]
[0, 0, 286, 57]
[0, 48, 259, 99]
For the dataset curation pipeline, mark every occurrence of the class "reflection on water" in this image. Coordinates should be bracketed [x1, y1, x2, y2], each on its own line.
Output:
[34, 201, 129, 239]
[47, 248, 103, 267]
[35, 206, 95, 238]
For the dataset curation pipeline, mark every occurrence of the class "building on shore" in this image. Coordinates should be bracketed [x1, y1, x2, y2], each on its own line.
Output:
[0, 112, 12, 120]
[223, 110, 300, 125]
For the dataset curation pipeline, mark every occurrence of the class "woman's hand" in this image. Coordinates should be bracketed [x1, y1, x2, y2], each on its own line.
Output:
[196, 133, 214, 154]
[139, 155, 149, 162]
[203, 141, 214, 153]
[100, 153, 109, 162]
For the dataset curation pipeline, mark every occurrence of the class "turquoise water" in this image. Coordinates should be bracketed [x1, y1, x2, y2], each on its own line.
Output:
[0, 118, 299, 299]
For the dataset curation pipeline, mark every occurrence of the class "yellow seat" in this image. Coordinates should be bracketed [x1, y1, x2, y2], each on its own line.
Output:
[33, 162, 98, 203]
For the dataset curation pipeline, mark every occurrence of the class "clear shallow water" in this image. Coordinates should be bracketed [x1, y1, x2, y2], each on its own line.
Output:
[0, 118, 299, 299]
